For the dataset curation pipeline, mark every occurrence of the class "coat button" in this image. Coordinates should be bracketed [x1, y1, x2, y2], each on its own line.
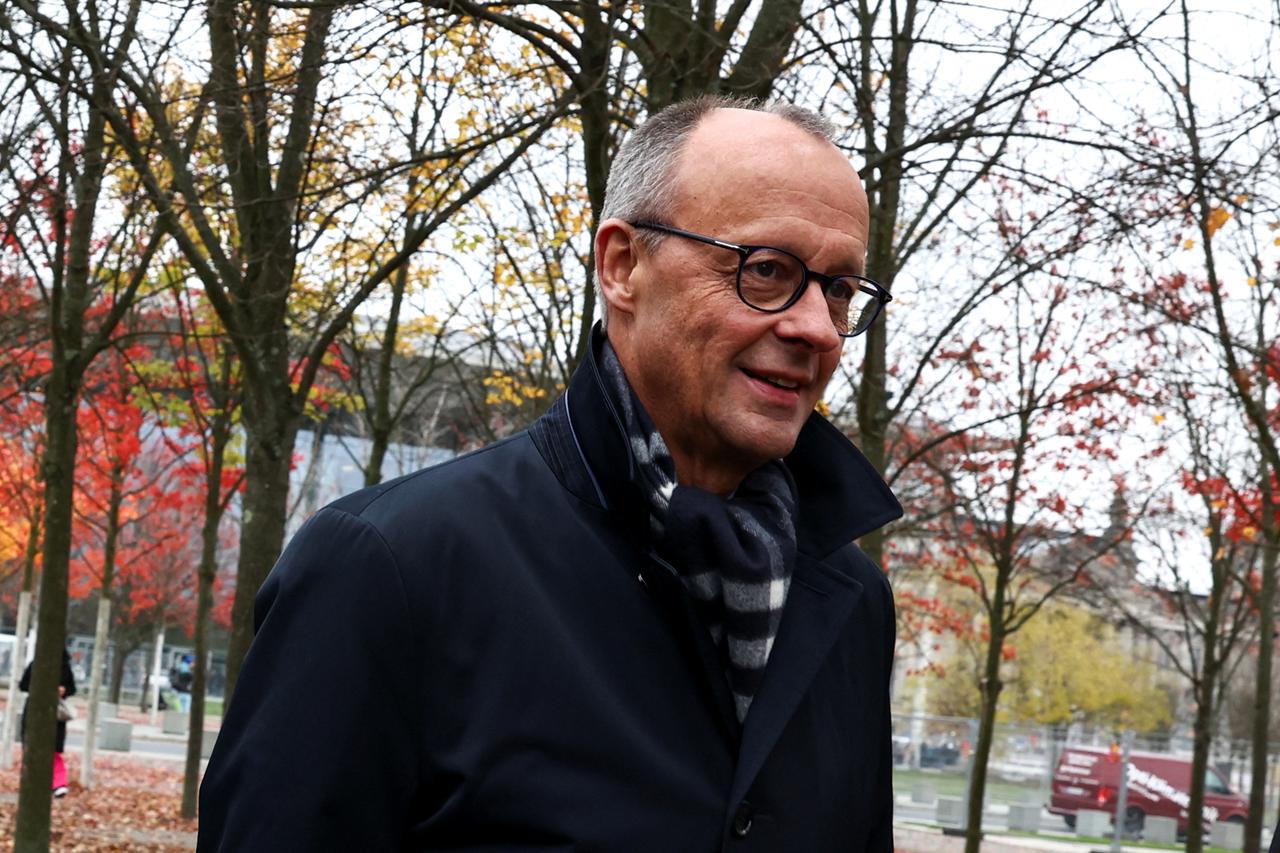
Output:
[732, 802, 753, 838]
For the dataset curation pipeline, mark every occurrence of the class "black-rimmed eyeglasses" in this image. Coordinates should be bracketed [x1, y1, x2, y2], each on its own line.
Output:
[631, 221, 891, 337]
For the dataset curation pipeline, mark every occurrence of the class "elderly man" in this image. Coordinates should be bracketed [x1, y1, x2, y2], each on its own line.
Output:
[199, 96, 902, 851]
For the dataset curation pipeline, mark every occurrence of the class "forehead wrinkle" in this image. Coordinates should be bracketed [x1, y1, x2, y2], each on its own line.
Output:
[733, 212, 867, 274]
[687, 192, 864, 243]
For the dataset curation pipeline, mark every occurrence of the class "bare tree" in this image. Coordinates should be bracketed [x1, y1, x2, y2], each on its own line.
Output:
[8, 0, 574, 700]
[1111, 2, 1280, 845]
[900, 261, 1142, 850]
[801, 0, 1155, 566]
[1096, 378, 1261, 849]
[0, 0, 165, 844]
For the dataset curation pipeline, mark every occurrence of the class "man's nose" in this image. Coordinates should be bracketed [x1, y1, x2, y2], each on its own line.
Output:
[774, 277, 842, 352]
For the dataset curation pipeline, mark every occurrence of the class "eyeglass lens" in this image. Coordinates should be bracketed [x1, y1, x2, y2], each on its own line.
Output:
[738, 247, 880, 336]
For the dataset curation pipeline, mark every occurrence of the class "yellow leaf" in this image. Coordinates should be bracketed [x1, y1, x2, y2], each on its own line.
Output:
[1152, 414, 1165, 424]
[815, 400, 831, 417]
[1210, 499, 1227, 510]
[1247, 277, 1258, 286]
[1183, 239, 1196, 250]
[1205, 207, 1230, 237]
[1203, 527, 1214, 536]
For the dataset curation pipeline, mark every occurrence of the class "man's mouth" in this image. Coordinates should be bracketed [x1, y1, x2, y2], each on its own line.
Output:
[743, 369, 802, 390]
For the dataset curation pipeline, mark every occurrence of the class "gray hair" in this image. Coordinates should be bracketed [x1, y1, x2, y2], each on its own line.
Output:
[596, 95, 839, 330]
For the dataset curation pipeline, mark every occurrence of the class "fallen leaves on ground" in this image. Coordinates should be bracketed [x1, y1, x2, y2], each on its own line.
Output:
[0, 749, 197, 851]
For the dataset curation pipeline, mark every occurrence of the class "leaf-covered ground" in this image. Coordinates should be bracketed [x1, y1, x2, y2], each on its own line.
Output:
[0, 749, 197, 851]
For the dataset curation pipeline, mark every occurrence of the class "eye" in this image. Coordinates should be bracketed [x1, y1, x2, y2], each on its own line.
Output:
[825, 279, 855, 302]
[745, 259, 782, 279]
[741, 248, 801, 281]
[738, 248, 803, 309]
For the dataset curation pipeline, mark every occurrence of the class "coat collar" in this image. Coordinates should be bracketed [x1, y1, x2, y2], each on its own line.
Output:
[534, 324, 903, 560]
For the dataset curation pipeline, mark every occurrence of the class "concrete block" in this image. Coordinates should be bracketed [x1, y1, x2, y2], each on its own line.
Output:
[96, 701, 117, 720]
[1210, 820, 1244, 851]
[200, 731, 217, 759]
[1143, 815, 1177, 844]
[1075, 808, 1111, 837]
[1008, 803, 1040, 832]
[936, 796, 965, 827]
[99, 718, 132, 751]
[162, 710, 188, 735]
[911, 780, 936, 804]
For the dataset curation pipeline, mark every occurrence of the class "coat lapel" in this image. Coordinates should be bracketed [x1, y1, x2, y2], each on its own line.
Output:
[727, 552, 864, 809]
[640, 554, 742, 746]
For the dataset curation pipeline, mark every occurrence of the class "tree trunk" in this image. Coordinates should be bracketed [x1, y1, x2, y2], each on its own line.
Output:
[223, 416, 297, 706]
[14, 374, 79, 852]
[853, 0, 915, 567]
[1246, 528, 1278, 853]
[109, 645, 128, 705]
[365, 250, 408, 488]
[722, 0, 803, 98]
[571, 0, 611, 369]
[1186, 557, 1226, 853]
[1186, 670, 1217, 853]
[183, 432, 228, 817]
[14, 48, 114, 846]
[963, 610, 1005, 853]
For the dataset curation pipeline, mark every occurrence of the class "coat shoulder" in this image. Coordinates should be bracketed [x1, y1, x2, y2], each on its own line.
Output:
[323, 431, 539, 527]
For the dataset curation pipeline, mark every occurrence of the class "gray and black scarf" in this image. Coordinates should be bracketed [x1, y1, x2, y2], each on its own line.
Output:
[599, 340, 798, 722]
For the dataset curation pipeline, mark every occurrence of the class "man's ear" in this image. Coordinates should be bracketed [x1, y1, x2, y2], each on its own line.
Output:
[595, 218, 642, 318]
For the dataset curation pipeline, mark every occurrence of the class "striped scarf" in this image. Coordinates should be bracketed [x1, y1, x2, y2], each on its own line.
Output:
[599, 341, 798, 722]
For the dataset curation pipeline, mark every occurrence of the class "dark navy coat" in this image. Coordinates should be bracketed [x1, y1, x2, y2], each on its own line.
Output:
[198, 330, 903, 852]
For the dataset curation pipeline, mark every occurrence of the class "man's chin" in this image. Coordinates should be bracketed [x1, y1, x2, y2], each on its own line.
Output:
[728, 423, 805, 466]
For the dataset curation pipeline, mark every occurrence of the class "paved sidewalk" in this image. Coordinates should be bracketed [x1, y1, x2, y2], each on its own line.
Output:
[897, 824, 1153, 852]
[897, 821, 1274, 853]
[63, 702, 222, 763]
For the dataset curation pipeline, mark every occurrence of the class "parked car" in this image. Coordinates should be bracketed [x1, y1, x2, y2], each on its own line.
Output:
[1048, 745, 1247, 836]
[919, 742, 961, 769]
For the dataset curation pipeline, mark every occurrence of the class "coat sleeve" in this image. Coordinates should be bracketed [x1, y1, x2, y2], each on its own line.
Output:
[867, 573, 896, 853]
[197, 507, 422, 853]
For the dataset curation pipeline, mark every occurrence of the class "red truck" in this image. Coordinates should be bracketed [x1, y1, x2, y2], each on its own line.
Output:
[1048, 745, 1248, 836]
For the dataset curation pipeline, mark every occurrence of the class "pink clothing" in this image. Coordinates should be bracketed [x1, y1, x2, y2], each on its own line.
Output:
[52, 752, 67, 790]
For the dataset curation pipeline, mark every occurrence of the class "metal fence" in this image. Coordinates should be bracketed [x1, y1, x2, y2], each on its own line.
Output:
[892, 712, 1280, 844]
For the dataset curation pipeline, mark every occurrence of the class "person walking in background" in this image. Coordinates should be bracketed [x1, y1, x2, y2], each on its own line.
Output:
[19, 648, 77, 798]
[170, 654, 194, 713]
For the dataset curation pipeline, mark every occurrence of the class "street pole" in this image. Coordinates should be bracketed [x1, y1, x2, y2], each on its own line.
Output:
[0, 590, 33, 768]
[79, 596, 111, 788]
[148, 627, 165, 727]
[962, 717, 979, 832]
[1111, 730, 1133, 851]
